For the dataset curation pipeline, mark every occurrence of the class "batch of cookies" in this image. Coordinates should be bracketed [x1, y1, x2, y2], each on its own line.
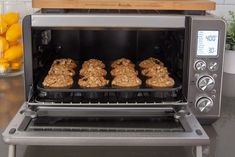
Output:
[42, 58, 77, 88]
[111, 58, 142, 88]
[78, 59, 109, 88]
[139, 57, 175, 88]
[42, 57, 175, 89]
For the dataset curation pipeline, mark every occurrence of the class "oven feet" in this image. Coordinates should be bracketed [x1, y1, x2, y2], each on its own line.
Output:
[8, 145, 16, 157]
[196, 146, 202, 157]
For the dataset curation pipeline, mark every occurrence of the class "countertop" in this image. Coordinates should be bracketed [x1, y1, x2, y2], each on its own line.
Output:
[0, 75, 235, 157]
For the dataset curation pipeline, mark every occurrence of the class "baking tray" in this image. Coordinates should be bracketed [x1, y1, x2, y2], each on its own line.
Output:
[37, 60, 182, 100]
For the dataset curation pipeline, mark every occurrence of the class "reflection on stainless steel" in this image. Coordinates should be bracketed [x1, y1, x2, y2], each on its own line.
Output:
[0, 76, 24, 128]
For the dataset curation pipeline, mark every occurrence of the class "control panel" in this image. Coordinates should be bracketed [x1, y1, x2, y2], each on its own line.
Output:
[194, 59, 218, 113]
[187, 16, 226, 122]
[194, 30, 220, 113]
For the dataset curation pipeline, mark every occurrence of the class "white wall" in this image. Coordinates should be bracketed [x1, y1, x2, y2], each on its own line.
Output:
[210, 0, 235, 20]
[0, 0, 34, 19]
[0, 0, 235, 19]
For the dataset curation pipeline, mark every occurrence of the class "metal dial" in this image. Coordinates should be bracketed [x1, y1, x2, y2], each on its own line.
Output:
[196, 97, 213, 112]
[197, 76, 215, 91]
[195, 60, 206, 71]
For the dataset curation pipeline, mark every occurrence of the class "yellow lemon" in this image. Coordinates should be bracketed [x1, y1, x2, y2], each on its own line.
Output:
[9, 40, 19, 47]
[4, 44, 23, 62]
[2, 12, 19, 26]
[11, 61, 22, 70]
[0, 58, 10, 73]
[0, 58, 8, 63]
[0, 20, 8, 35]
[6, 23, 22, 42]
[0, 36, 9, 53]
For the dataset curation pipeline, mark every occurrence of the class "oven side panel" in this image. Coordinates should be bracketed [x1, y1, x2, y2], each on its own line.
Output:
[187, 16, 226, 124]
[23, 15, 33, 100]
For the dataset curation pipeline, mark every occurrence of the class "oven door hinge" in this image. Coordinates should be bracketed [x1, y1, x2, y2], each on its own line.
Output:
[27, 85, 34, 102]
[174, 109, 191, 120]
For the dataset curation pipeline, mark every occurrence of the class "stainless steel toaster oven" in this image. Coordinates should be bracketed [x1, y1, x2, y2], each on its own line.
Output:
[2, 9, 226, 157]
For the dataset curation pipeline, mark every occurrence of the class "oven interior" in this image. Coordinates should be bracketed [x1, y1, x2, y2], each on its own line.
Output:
[29, 28, 188, 105]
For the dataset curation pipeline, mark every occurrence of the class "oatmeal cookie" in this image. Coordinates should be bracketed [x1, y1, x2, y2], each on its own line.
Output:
[111, 65, 138, 77]
[49, 64, 75, 76]
[111, 58, 135, 69]
[78, 76, 109, 88]
[141, 65, 168, 78]
[42, 74, 73, 88]
[112, 74, 142, 88]
[52, 58, 77, 69]
[79, 66, 107, 77]
[139, 57, 164, 69]
[82, 59, 105, 68]
[146, 76, 175, 88]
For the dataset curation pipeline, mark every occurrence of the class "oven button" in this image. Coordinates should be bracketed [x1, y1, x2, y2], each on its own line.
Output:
[197, 76, 215, 91]
[196, 97, 213, 113]
[208, 62, 219, 71]
[194, 60, 206, 71]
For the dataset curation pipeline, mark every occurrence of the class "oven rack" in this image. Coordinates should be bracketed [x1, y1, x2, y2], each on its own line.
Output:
[36, 60, 183, 102]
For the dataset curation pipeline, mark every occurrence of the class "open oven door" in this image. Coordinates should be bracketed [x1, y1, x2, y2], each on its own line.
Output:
[2, 103, 208, 157]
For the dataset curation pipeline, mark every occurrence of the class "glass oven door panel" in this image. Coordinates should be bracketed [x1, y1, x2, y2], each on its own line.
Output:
[3, 103, 209, 147]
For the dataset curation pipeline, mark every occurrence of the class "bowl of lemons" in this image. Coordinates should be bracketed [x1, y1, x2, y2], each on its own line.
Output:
[0, 12, 23, 77]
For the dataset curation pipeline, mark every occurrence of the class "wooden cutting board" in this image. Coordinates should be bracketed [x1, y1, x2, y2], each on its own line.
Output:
[32, 0, 216, 11]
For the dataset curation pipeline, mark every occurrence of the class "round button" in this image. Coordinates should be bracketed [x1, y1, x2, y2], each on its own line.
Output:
[208, 62, 219, 71]
[197, 76, 215, 91]
[211, 89, 216, 94]
[195, 60, 206, 71]
[196, 97, 213, 113]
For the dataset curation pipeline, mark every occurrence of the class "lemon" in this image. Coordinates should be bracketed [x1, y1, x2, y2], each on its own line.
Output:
[0, 36, 9, 53]
[0, 58, 10, 73]
[11, 61, 22, 70]
[2, 12, 19, 26]
[9, 40, 19, 47]
[0, 58, 8, 63]
[6, 23, 22, 42]
[4, 44, 23, 62]
[0, 19, 8, 35]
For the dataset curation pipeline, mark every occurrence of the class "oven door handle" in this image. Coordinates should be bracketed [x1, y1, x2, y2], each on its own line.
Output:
[35, 106, 176, 117]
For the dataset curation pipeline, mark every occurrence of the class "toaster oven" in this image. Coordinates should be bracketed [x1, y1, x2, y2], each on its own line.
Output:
[2, 9, 226, 157]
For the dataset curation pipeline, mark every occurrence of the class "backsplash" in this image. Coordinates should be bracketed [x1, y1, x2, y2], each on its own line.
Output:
[0, 0, 234, 19]
[0, 0, 34, 19]
[211, 0, 235, 20]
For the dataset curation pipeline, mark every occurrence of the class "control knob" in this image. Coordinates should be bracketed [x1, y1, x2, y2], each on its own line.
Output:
[196, 97, 213, 112]
[195, 60, 206, 71]
[197, 76, 215, 91]
[208, 62, 219, 71]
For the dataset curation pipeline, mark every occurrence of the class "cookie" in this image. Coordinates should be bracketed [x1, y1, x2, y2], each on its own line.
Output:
[139, 57, 164, 69]
[49, 64, 76, 76]
[80, 66, 107, 77]
[111, 58, 135, 69]
[112, 74, 142, 88]
[141, 65, 168, 78]
[146, 76, 175, 88]
[78, 76, 109, 88]
[42, 74, 73, 88]
[111, 65, 138, 77]
[82, 59, 105, 69]
[52, 58, 77, 69]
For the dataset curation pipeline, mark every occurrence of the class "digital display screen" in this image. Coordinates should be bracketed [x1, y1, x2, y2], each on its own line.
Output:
[197, 31, 219, 56]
